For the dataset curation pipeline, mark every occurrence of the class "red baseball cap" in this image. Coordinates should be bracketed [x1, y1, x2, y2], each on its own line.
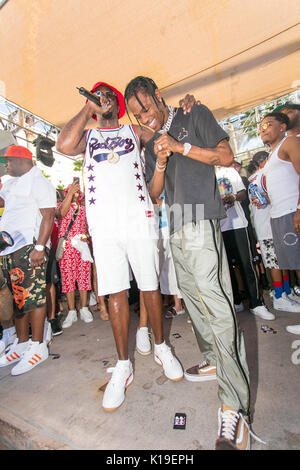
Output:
[0, 145, 33, 163]
[88, 81, 126, 120]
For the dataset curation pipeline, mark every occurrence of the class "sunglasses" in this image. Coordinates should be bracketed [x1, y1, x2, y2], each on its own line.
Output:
[258, 121, 273, 132]
[94, 90, 117, 100]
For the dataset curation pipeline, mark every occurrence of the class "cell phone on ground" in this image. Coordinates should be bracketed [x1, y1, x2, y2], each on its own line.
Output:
[173, 413, 186, 430]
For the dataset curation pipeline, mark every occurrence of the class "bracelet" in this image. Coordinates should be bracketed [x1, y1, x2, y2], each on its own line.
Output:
[156, 161, 166, 173]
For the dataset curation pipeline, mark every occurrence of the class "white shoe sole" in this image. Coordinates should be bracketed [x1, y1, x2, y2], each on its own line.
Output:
[184, 372, 217, 382]
[62, 318, 77, 328]
[286, 326, 300, 335]
[80, 317, 93, 323]
[250, 310, 275, 321]
[154, 355, 184, 382]
[136, 345, 151, 356]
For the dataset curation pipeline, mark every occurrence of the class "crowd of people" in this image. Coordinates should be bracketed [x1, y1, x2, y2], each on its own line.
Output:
[0, 79, 299, 450]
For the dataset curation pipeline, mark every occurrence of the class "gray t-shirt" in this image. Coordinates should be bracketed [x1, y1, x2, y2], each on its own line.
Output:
[145, 104, 228, 234]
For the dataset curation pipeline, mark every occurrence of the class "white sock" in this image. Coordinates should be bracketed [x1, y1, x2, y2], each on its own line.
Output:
[117, 359, 130, 366]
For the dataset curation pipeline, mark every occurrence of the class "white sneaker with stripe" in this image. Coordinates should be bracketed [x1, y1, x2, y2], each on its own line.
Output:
[102, 360, 134, 412]
[0, 338, 29, 367]
[11, 340, 48, 376]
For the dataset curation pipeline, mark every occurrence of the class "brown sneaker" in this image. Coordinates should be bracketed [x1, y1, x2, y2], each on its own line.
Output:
[184, 360, 216, 382]
[215, 405, 250, 450]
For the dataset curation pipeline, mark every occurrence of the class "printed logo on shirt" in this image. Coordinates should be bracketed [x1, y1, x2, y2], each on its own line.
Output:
[177, 128, 189, 141]
[88, 136, 135, 162]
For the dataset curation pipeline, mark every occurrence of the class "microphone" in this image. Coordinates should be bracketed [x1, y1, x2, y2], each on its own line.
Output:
[77, 87, 108, 109]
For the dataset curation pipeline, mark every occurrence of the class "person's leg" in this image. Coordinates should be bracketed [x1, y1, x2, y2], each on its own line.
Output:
[98, 295, 109, 320]
[173, 295, 184, 312]
[170, 221, 251, 414]
[139, 291, 148, 328]
[30, 305, 47, 343]
[222, 232, 243, 306]
[46, 283, 56, 320]
[79, 289, 88, 308]
[66, 291, 76, 310]
[108, 290, 130, 360]
[136, 291, 151, 355]
[224, 228, 261, 309]
[141, 290, 163, 345]
[15, 313, 30, 343]
[102, 290, 133, 412]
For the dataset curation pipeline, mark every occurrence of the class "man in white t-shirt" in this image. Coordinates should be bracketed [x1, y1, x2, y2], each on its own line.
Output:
[0, 145, 56, 375]
[216, 166, 274, 320]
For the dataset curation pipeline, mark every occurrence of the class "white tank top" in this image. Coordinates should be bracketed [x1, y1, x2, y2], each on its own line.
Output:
[83, 125, 156, 239]
[264, 137, 300, 218]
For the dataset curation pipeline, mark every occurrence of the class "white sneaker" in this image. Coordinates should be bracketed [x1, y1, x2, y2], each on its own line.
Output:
[286, 291, 300, 305]
[273, 294, 300, 313]
[0, 327, 17, 356]
[250, 305, 275, 320]
[136, 327, 151, 355]
[102, 360, 134, 412]
[0, 338, 29, 367]
[154, 342, 183, 381]
[286, 324, 300, 335]
[79, 307, 93, 323]
[62, 310, 77, 328]
[89, 291, 97, 306]
[11, 340, 48, 376]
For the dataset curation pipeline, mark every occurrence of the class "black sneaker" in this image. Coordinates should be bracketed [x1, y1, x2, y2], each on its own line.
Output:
[49, 318, 63, 336]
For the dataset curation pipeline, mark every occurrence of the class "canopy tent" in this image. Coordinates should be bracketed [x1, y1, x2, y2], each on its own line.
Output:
[0, 0, 299, 128]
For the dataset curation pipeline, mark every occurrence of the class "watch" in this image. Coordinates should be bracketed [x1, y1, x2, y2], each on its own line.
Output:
[183, 142, 192, 156]
[35, 244, 45, 251]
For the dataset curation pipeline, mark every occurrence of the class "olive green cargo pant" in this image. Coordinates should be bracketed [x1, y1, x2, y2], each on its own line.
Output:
[170, 220, 251, 415]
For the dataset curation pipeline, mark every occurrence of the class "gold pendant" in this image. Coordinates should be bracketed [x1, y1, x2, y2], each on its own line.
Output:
[107, 151, 120, 164]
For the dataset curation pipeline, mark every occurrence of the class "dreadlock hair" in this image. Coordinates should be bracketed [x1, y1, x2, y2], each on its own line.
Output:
[124, 76, 167, 125]
[263, 112, 290, 128]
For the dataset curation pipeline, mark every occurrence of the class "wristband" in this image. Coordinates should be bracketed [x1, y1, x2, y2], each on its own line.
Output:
[35, 244, 45, 252]
[156, 162, 166, 173]
[183, 143, 192, 156]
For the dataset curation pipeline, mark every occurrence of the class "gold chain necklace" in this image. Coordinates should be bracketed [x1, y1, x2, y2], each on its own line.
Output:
[98, 126, 122, 164]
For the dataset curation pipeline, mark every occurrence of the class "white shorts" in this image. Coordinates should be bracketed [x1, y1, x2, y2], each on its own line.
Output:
[92, 233, 159, 296]
[158, 226, 182, 298]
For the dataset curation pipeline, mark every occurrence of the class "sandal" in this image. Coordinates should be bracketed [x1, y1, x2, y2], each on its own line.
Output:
[164, 306, 185, 319]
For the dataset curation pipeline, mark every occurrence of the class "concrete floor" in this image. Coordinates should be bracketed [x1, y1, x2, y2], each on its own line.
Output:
[0, 292, 300, 451]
